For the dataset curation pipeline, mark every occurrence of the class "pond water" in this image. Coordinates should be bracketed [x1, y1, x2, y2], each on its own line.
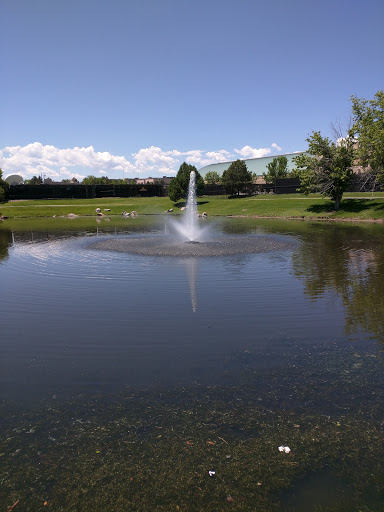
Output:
[1, 216, 384, 511]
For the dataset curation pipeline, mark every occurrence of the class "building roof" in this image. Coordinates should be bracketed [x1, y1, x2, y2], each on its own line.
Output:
[198, 152, 303, 176]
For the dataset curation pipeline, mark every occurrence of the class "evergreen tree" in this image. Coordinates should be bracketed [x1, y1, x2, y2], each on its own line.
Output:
[221, 160, 252, 196]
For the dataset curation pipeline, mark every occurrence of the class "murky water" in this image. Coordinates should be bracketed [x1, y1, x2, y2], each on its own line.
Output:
[1, 216, 384, 510]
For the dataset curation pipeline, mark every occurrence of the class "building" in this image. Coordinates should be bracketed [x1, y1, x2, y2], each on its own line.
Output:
[198, 153, 303, 179]
[134, 176, 173, 185]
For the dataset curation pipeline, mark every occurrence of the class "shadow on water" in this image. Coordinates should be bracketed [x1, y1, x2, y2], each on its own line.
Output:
[0, 227, 11, 261]
[290, 222, 384, 344]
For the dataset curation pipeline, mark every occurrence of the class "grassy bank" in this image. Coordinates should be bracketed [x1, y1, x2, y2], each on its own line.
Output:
[1, 193, 384, 221]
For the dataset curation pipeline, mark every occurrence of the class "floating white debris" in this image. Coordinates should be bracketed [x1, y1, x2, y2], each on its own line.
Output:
[208, 471, 216, 477]
[278, 446, 291, 453]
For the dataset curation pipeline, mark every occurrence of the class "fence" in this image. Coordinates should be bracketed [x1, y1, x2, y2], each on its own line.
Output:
[203, 179, 300, 196]
[8, 183, 166, 200]
[7, 176, 381, 201]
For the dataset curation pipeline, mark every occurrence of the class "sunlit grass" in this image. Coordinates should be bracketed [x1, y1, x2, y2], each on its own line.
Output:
[1, 193, 384, 220]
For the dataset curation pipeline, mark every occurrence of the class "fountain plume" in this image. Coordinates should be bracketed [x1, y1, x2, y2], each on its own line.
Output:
[185, 171, 198, 242]
[170, 171, 201, 242]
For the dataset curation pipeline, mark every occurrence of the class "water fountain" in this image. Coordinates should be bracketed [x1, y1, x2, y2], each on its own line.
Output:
[89, 171, 295, 257]
[169, 170, 204, 243]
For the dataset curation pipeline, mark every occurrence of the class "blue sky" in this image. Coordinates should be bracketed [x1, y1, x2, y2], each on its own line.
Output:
[1, 0, 383, 180]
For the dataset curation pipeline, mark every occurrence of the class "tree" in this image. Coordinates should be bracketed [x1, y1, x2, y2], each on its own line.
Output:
[262, 156, 289, 183]
[168, 163, 204, 202]
[82, 175, 111, 185]
[168, 179, 184, 202]
[292, 131, 354, 211]
[26, 175, 43, 185]
[221, 159, 252, 196]
[0, 168, 9, 203]
[204, 170, 221, 184]
[350, 90, 384, 187]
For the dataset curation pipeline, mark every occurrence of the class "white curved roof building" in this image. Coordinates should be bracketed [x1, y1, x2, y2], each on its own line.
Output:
[198, 152, 303, 177]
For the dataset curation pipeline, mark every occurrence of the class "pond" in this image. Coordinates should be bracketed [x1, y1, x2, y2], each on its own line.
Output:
[1, 216, 384, 511]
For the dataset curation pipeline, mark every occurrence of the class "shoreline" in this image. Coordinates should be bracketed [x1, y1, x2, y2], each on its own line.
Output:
[226, 214, 384, 223]
[2, 212, 384, 224]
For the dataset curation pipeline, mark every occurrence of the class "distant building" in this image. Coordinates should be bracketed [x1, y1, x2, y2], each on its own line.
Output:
[135, 176, 174, 185]
[5, 174, 24, 185]
[135, 177, 156, 185]
[199, 151, 368, 183]
[198, 153, 303, 181]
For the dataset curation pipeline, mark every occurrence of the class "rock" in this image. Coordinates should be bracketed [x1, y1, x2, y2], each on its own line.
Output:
[96, 208, 101, 213]
[67, 213, 78, 218]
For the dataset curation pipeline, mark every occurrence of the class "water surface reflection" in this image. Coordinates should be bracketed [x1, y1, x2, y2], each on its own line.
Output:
[1, 217, 384, 403]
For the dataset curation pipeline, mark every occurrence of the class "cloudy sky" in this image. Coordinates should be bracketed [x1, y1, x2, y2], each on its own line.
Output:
[1, 0, 383, 181]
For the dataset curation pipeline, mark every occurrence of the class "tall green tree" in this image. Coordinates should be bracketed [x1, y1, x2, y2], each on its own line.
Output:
[204, 170, 221, 184]
[292, 131, 355, 211]
[168, 179, 184, 202]
[0, 168, 9, 203]
[168, 163, 204, 202]
[221, 159, 252, 196]
[262, 155, 289, 183]
[350, 90, 384, 186]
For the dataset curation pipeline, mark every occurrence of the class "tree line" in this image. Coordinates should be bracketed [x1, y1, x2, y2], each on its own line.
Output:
[23, 175, 128, 185]
[0, 169, 8, 203]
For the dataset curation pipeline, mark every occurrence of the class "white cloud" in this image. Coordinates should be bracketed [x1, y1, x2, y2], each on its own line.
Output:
[2, 143, 135, 180]
[234, 145, 272, 159]
[1, 141, 286, 180]
[271, 143, 282, 152]
[132, 146, 180, 176]
[184, 149, 233, 167]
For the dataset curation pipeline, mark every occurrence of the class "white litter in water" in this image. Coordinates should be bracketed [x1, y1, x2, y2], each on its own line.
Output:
[278, 446, 291, 453]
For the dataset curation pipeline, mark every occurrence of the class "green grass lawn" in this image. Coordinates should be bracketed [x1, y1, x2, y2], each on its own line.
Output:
[1, 193, 384, 220]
